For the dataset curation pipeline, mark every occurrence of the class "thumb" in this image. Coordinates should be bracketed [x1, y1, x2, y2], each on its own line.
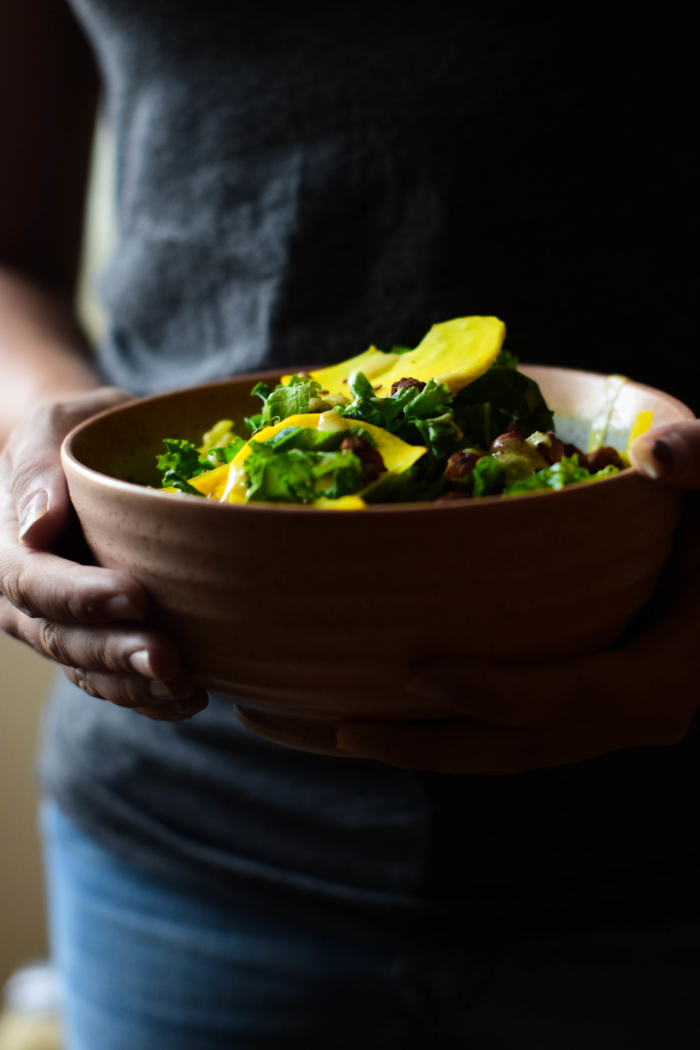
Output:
[629, 419, 700, 488]
[10, 387, 132, 549]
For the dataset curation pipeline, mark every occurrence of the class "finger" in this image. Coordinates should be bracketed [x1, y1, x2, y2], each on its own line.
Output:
[0, 593, 196, 691]
[629, 420, 700, 488]
[4, 388, 132, 548]
[336, 712, 692, 774]
[7, 608, 180, 679]
[62, 665, 209, 718]
[405, 607, 700, 729]
[2, 594, 203, 713]
[0, 537, 148, 623]
[132, 696, 210, 721]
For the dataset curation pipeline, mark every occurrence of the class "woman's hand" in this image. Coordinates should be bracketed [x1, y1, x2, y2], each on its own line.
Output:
[337, 420, 700, 772]
[0, 388, 209, 721]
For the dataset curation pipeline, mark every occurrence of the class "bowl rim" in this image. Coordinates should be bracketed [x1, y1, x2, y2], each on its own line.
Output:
[61, 365, 696, 515]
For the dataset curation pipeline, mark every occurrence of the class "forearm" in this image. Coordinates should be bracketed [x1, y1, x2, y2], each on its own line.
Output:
[0, 267, 101, 445]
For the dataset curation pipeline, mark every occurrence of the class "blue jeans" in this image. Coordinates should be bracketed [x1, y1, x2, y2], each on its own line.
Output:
[44, 801, 700, 1049]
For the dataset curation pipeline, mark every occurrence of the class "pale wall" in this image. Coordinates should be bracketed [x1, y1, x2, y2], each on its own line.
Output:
[0, 636, 54, 987]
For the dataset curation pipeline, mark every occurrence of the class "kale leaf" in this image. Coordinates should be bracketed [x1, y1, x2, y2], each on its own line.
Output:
[167, 477, 204, 496]
[453, 367, 554, 449]
[495, 348, 519, 370]
[503, 456, 619, 495]
[246, 374, 322, 435]
[448, 455, 506, 497]
[338, 372, 457, 459]
[393, 380, 456, 458]
[157, 439, 202, 481]
[244, 412, 265, 435]
[245, 446, 317, 503]
[471, 456, 507, 497]
[311, 450, 365, 499]
[243, 439, 366, 503]
[339, 371, 406, 430]
[200, 437, 246, 467]
[156, 436, 244, 494]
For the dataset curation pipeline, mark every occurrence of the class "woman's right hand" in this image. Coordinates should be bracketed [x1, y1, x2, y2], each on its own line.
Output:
[0, 388, 209, 720]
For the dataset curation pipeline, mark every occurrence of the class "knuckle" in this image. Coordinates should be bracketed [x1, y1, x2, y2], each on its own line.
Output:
[89, 670, 135, 706]
[36, 620, 70, 664]
[71, 667, 107, 700]
[0, 563, 41, 618]
[73, 666, 150, 709]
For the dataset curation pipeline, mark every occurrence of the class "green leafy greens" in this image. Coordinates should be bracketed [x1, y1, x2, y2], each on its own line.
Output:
[243, 440, 366, 503]
[452, 365, 554, 450]
[337, 373, 457, 459]
[156, 436, 245, 494]
[503, 455, 619, 495]
[245, 374, 322, 435]
[154, 345, 621, 506]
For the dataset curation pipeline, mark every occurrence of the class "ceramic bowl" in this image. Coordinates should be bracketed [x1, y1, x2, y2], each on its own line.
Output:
[62, 366, 694, 754]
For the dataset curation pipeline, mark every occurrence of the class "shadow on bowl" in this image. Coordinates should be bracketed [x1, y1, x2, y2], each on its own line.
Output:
[62, 366, 694, 755]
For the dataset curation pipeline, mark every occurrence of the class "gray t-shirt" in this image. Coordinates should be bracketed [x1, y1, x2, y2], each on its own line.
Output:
[41, 0, 699, 931]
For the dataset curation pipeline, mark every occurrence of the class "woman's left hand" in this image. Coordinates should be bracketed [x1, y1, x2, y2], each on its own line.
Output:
[337, 420, 700, 773]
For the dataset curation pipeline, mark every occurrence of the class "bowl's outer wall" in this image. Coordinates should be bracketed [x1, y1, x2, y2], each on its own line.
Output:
[63, 368, 692, 722]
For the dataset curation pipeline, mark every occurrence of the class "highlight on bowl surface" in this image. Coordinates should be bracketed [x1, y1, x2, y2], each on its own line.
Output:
[152, 316, 653, 509]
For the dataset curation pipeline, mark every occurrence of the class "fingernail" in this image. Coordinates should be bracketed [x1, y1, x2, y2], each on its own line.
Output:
[18, 491, 49, 542]
[336, 725, 385, 759]
[102, 594, 142, 620]
[129, 649, 156, 678]
[631, 432, 691, 480]
[148, 680, 193, 700]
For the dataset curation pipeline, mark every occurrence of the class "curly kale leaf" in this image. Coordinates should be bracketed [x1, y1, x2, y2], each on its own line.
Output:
[243, 440, 366, 503]
[503, 456, 619, 495]
[156, 436, 244, 494]
[338, 373, 457, 458]
[245, 446, 316, 503]
[157, 439, 203, 481]
[157, 439, 206, 493]
[339, 372, 406, 430]
[260, 424, 375, 456]
[393, 380, 456, 458]
[471, 456, 507, 497]
[246, 375, 322, 435]
[311, 450, 365, 499]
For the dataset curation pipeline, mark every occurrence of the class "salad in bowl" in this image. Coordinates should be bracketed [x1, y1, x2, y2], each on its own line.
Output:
[153, 317, 647, 509]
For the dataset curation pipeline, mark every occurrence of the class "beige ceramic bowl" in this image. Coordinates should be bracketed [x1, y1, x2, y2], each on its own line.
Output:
[62, 366, 694, 754]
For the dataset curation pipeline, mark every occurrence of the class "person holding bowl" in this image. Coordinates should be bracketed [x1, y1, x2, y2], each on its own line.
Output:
[1, 2, 698, 1047]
